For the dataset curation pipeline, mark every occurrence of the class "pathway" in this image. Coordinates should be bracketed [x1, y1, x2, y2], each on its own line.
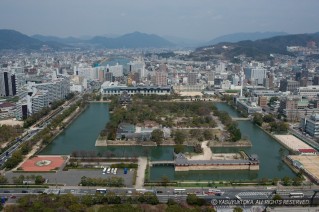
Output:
[135, 157, 147, 188]
[186, 140, 213, 160]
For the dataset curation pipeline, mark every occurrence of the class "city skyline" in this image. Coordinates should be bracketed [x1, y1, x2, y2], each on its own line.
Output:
[0, 0, 318, 41]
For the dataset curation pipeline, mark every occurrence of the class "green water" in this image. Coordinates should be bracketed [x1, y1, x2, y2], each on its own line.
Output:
[149, 103, 296, 181]
[40, 102, 190, 160]
[40, 102, 295, 181]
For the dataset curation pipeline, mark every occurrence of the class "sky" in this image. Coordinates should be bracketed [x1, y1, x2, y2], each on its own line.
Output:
[0, 0, 318, 41]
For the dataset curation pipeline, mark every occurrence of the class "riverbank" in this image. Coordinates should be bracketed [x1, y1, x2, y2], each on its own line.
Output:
[209, 139, 252, 147]
[95, 138, 183, 147]
[35, 104, 88, 155]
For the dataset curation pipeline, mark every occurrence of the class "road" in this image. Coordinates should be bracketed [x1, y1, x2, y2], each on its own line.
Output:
[1, 187, 319, 206]
[0, 95, 82, 168]
[289, 127, 319, 151]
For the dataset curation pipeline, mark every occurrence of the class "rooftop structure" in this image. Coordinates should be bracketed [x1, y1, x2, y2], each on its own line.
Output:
[236, 97, 262, 114]
[173, 153, 259, 171]
[100, 81, 171, 96]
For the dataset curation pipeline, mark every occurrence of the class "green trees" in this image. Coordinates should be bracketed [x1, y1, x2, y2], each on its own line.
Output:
[272, 194, 282, 201]
[282, 176, 292, 186]
[35, 175, 45, 184]
[0, 175, 8, 184]
[269, 121, 289, 133]
[173, 130, 186, 144]
[253, 113, 263, 126]
[160, 176, 170, 187]
[203, 129, 213, 140]
[151, 129, 164, 145]
[186, 194, 206, 206]
[212, 110, 241, 142]
[233, 207, 243, 212]
[0, 124, 23, 146]
[4, 150, 23, 169]
[193, 144, 203, 153]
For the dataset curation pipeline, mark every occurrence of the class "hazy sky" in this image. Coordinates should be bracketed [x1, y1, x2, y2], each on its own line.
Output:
[0, 0, 318, 41]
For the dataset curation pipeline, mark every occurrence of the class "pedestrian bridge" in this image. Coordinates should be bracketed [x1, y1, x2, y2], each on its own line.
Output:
[231, 117, 250, 121]
[149, 161, 175, 167]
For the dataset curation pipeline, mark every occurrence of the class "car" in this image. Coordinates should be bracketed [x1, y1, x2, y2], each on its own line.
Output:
[10, 195, 16, 199]
[156, 190, 163, 194]
[35, 191, 43, 194]
[21, 190, 28, 193]
[3, 191, 10, 193]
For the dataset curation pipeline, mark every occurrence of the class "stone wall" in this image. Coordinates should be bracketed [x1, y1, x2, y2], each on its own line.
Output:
[175, 164, 259, 171]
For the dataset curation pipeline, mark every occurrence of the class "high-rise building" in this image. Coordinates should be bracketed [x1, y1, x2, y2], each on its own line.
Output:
[105, 71, 113, 82]
[244, 65, 266, 85]
[188, 72, 197, 85]
[0, 70, 16, 97]
[155, 71, 168, 86]
[279, 79, 300, 92]
[109, 63, 123, 77]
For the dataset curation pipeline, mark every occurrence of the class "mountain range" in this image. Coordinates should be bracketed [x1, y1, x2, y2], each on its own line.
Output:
[191, 32, 319, 61]
[205, 32, 288, 45]
[1, 29, 319, 55]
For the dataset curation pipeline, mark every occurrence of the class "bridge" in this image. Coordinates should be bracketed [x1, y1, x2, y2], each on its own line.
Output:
[231, 117, 250, 121]
[149, 161, 175, 167]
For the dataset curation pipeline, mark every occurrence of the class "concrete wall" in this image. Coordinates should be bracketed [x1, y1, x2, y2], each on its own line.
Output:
[175, 164, 259, 171]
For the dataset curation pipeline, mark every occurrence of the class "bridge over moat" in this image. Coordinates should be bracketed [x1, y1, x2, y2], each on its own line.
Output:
[149, 161, 175, 167]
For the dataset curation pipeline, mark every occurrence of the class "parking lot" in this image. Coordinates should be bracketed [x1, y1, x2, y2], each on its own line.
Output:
[5, 168, 134, 187]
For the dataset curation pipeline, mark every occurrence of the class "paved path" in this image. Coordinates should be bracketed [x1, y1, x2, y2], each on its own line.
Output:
[186, 141, 213, 160]
[135, 157, 147, 188]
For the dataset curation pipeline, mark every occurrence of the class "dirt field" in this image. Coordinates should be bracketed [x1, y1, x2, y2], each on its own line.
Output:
[290, 155, 319, 180]
[0, 119, 23, 126]
[274, 135, 314, 151]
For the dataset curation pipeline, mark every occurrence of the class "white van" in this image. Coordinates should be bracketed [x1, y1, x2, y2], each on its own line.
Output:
[107, 167, 111, 174]
[114, 168, 117, 175]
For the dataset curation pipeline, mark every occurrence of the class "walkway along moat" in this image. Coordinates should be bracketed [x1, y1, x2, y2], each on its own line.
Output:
[40, 102, 296, 182]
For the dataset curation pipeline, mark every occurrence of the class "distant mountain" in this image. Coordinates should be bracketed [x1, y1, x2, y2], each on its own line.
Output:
[191, 32, 319, 61]
[206, 32, 288, 45]
[88, 32, 175, 48]
[162, 35, 202, 47]
[0, 29, 69, 50]
[0, 29, 45, 50]
[32, 34, 83, 44]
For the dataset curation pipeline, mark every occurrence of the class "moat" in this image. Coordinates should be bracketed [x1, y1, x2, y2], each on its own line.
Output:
[40, 102, 296, 181]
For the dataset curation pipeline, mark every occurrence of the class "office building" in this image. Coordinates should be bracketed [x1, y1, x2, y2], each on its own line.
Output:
[301, 113, 319, 137]
[188, 72, 197, 85]
[279, 79, 300, 92]
[0, 70, 16, 97]
[244, 65, 266, 85]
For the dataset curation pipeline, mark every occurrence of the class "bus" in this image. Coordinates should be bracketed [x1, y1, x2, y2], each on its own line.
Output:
[289, 192, 304, 198]
[96, 189, 107, 194]
[173, 189, 186, 195]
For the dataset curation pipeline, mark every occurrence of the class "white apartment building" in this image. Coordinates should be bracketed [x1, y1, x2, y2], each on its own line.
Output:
[244, 64, 266, 85]
[15, 76, 70, 120]
[297, 86, 319, 99]
[109, 63, 123, 77]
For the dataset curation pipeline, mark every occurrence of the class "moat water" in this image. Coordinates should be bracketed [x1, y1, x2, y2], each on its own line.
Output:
[40, 102, 296, 181]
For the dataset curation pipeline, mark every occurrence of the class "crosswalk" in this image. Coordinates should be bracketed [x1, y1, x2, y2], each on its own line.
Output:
[237, 191, 272, 198]
[157, 194, 187, 203]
